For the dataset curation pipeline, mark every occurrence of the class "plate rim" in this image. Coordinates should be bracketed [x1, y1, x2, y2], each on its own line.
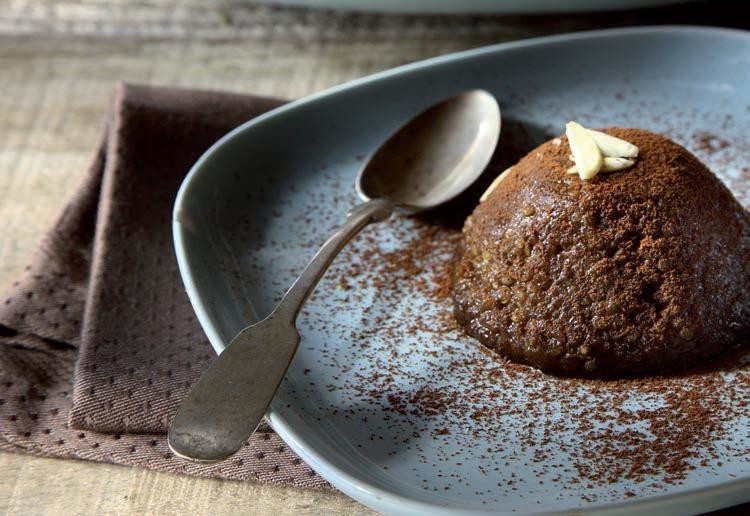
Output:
[173, 25, 750, 514]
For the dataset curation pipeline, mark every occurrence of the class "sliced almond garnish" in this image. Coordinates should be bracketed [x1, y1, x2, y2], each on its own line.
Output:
[566, 122, 602, 180]
[587, 129, 639, 158]
[600, 157, 635, 171]
[480, 166, 513, 202]
[568, 157, 635, 175]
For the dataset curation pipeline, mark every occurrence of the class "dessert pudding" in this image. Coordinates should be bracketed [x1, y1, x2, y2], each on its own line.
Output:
[452, 124, 750, 378]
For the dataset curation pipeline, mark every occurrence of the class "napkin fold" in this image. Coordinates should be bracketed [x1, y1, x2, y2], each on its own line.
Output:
[0, 83, 329, 489]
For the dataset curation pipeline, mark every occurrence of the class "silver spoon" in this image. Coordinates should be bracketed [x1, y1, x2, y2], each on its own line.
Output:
[168, 89, 501, 463]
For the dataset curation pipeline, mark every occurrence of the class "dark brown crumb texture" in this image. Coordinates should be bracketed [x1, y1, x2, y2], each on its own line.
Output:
[453, 128, 750, 378]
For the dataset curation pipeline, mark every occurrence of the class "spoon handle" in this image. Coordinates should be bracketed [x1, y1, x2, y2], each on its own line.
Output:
[168, 198, 392, 462]
[272, 198, 393, 322]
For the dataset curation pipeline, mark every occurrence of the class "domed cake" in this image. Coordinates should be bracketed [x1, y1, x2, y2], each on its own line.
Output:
[452, 125, 750, 378]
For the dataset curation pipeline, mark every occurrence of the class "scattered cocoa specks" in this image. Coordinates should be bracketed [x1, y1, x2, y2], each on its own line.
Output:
[693, 131, 730, 155]
[232, 106, 749, 505]
[316, 207, 749, 495]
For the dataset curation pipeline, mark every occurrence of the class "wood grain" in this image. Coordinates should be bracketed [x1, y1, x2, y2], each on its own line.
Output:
[0, 453, 373, 515]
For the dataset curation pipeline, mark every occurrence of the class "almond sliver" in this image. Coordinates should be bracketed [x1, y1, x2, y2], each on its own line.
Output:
[566, 122, 603, 180]
[587, 129, 639, 158]
[480, 167, 513, 202]
[600, 157, 634, 171]
[568, 157, 634, 175]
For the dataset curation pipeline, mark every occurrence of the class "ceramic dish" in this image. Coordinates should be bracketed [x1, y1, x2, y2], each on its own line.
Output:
[173, 27, 750, 514]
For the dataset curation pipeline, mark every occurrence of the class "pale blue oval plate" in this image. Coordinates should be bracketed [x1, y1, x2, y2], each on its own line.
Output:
[174, 27, 750, 514]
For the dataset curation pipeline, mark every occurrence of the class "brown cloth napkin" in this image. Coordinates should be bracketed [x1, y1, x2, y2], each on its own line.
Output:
[0, 83, 329, 489]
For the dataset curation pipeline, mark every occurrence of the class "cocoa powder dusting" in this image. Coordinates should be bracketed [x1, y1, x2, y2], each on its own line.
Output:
[694, 131, 731, 155]
[242, 113, 749, 505]
[311, 207, 750, 498]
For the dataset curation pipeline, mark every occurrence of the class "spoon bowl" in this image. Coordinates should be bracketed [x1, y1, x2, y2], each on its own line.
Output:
[356, 89, 500, 212]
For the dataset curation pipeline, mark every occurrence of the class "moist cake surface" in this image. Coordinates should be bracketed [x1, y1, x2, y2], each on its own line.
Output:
[452, 128, 750, 377]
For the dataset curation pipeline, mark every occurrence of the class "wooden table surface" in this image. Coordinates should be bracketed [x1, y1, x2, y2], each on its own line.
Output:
[0, 1, 747, 514]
